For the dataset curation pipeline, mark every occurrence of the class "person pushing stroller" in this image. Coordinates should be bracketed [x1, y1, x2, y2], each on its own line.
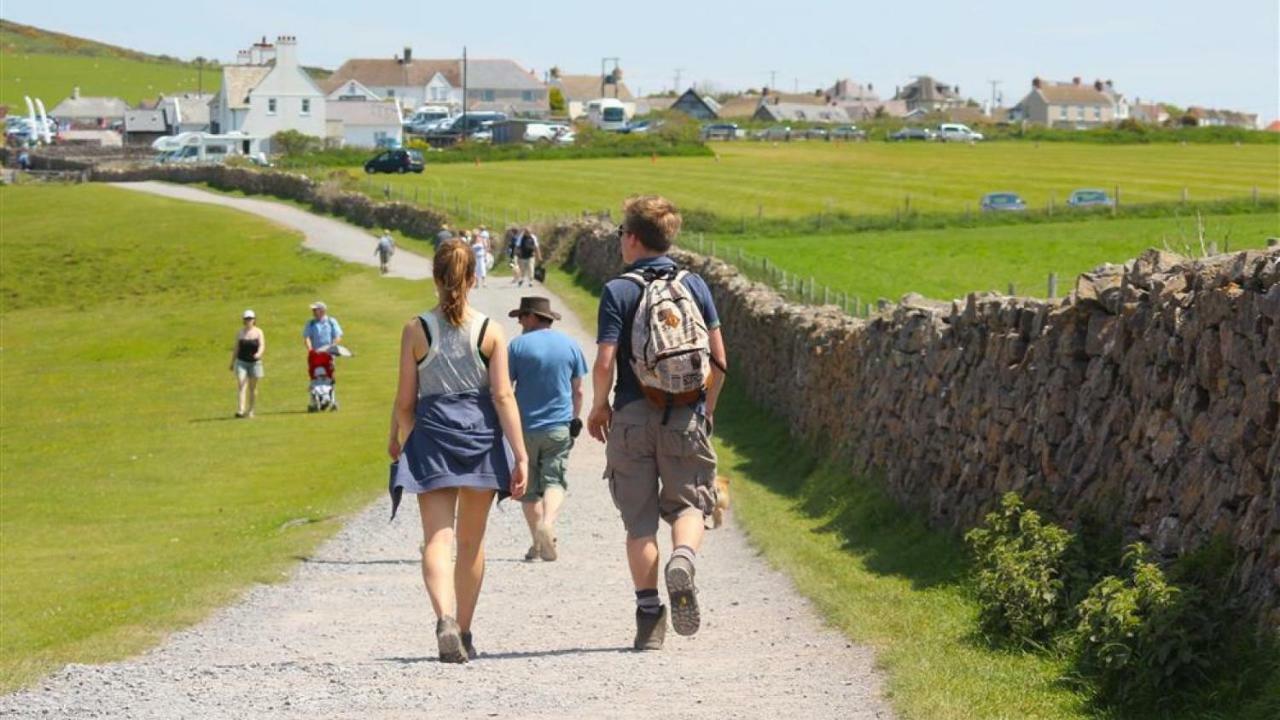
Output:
[303, 301, 345, 412]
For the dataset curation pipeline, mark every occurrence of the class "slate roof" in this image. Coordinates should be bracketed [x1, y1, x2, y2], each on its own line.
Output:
[124, 109, 167, 132]
[755, 103, 849, 123]
[465, 59, 544, 91]
[1036, 82, 1112, 105]
[49, 95, 128, 119]
[321, 59, 461, 90]
[222, 66, 272, 109]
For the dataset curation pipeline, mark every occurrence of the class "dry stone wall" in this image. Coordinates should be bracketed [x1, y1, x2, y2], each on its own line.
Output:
[553, 220, 1279, 626]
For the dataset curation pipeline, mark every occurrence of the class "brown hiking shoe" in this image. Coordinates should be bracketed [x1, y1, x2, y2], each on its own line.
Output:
[665, 556, 701, 636]
[634, 606, 667, 651]
[436, 616, 467, 663]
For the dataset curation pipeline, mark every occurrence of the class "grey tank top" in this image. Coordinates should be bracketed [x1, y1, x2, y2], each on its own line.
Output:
[417, 309, 490, 397]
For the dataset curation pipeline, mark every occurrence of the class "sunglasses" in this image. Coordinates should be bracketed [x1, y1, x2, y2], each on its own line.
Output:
[614, 225, 628, 240]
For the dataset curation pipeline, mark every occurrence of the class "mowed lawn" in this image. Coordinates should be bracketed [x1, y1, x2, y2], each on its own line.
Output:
[0, 51, 216, 107]
[703, 211, 1280, 303]
[371, 141, 1280, 221]
[0, 185, 425, 692]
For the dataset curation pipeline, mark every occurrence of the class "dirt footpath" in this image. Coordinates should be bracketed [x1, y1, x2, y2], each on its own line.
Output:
[1, 183, 893, 719]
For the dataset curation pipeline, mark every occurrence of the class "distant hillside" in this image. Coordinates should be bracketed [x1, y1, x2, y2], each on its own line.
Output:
[0, 20, 329, 109]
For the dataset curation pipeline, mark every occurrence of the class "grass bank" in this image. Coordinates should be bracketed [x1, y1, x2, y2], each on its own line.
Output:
[0, 184, 432, 691]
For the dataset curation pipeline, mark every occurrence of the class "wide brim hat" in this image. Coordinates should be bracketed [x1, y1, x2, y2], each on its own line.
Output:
[508, 296, 561, 322]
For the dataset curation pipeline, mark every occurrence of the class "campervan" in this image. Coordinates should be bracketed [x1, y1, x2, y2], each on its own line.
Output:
[405, 105, 453, 134]
[587, 98, 629, 132]
[153, 132, 264, 164]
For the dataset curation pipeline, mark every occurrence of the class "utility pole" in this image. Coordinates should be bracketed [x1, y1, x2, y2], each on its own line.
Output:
[462, 46, 468, 137]
[768, 70, 777, 91]
[988, 79, 1002, 114]
[673, 68, 684, 94]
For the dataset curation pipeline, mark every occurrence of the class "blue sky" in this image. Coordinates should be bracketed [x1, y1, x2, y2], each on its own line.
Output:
[5, 0, 1278, 121]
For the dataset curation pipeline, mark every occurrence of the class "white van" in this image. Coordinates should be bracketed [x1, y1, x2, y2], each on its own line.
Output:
[405, 106, 453, 134]
[587, 98, 629, 132]
[937, 123, 984, 142]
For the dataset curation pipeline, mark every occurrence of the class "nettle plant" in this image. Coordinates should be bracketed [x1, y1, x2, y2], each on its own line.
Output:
[965, 492, 1077, 646]
[1073, 543, 1217, 708]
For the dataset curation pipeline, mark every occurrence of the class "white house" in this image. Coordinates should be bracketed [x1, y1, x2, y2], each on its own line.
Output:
[321, 51, 461, 109]
[209, 35, 326, 150]
[326, 100, 403, 148]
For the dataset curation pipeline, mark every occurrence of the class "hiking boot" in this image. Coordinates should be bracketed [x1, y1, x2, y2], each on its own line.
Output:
[536, 525, 557, 562]
[436, 616, 467, 663]
[665, 556, 701, 636]
[460, 631, 478, 660]
[634, 606, 667, 651]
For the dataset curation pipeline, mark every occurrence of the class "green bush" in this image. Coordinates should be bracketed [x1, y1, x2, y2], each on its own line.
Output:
[271, 129, 322, 157]
[1072, 543, 1219, 709]
[965, 492, 1078, 646]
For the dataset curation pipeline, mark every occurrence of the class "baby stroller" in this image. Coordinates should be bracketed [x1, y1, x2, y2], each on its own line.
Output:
[307, 350, 338, 412]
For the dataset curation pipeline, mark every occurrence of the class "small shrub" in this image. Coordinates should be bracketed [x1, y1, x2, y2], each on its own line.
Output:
[1072, 543, 1219, 709]
[271, 129, 322, 157]
[965, 492, 1077, 646]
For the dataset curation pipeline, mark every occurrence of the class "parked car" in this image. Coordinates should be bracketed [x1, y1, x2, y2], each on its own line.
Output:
[622, 120, 652, 134]
[404, 107, 452, 134]
[980, 192, 1027, 212]
[803, 127, 829, 140]
[937, 123, 984, 142]
[756, 125, 792, 141]
[831, 125, 867, 141]
[426, 112, 508, 140]
[889, 127, 935, 141]
[524, 123, 575, 144]
[702, 123, 740, 140]
[364, 148, 425, 174]
[1067, 189, 1114, 208]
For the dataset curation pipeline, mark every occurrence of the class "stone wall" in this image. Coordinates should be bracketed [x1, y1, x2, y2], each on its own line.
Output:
[90, 165, 448, 242]
[553, 219, 1279, 626]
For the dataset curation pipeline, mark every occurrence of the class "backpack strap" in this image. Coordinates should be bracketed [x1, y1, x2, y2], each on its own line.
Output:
[476, 317, 491, 368]
[415, 314, 434, 364]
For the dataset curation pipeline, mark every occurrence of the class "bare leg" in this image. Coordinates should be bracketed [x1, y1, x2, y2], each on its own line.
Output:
[542, 486, 566, 534]
[236, 374, 249, 415]
[246, 376, 260, 416]
[670, 512, 705, 555]
[418, 489, 459, 619]
[626, 535, 660, 590]
[454, 488, 495, 633]
[521, 500, 544, 547]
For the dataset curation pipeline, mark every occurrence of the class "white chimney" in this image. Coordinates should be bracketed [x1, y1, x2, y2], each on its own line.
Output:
[237, 49, 251, 64]
[275, 35, 297, 70]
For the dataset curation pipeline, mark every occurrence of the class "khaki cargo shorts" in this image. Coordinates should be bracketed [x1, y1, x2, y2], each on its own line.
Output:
[604, 401, 718, 539]
[522, 426, 572, 502]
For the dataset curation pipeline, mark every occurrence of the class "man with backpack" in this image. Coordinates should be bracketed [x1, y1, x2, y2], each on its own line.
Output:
[515, 227, 541, 287]
[374, 230, 396, 274]
[587, 195, 728, 652]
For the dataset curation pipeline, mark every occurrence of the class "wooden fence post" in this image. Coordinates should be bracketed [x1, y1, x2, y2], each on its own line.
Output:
[1048, 272, 1058, 299]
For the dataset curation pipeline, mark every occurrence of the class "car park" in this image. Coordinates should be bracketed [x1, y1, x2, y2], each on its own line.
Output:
[980, 192, 1027, 212]
[937, 123, 984, 142]
[702, 123, 741, 140]
[889, 127, 935, 141]
[831, 125, 867, 141]
[426, 112, 508, 141]
[1067, 189, 1114, 208]
[803, 127, 829, 140]
[756, 125, 792, 141]
[364, 148, 425, 174]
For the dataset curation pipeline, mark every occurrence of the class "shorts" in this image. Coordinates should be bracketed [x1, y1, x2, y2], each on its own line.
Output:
[604, 401, 717, 539]
[521, 426, 572, 502]
[518, 257, 536, 280]
[235, 359, 264, 380]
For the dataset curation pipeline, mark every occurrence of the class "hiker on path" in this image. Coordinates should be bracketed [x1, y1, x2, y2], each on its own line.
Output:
[471, 231, 490, 288]
[230, 309, 266, 418]
[507, 296, 587, 562]
[587, 195, 728, 651]
[504, 227, 522, 285]
[303, 301, 343, 354]
[435, 223, 453, 251]
[515, 227, 541, 288]
[387, 239, 529, 663]
[374, 230, 396, 274]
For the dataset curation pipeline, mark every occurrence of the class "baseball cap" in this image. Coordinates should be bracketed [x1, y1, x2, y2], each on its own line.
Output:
[310, 301, 327, 311]
[243, 309, 256, 319]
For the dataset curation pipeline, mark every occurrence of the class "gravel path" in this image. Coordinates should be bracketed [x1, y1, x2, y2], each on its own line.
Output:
[3, 183, 893, 719]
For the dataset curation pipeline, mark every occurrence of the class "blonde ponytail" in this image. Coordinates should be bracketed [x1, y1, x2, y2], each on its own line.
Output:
[434, 239, 475, 327]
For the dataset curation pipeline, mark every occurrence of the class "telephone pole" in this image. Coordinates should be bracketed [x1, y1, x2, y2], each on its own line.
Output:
[988, 79, 1002, 114]
[673, 67, 684, 93]
[768, 70, 777, 91]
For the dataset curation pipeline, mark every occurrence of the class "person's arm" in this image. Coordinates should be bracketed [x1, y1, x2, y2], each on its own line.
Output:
[705, 328, 727, 421]
[254, 329, 266, 361]
[388, 320, 422, 460]
[587, 343, 616, 443]
[484, 323, 528, 498]
[303, 324, 314, 351]
[535, 238, 543, 263]
[330, 318, 343, 348]
[230, 331, 240, 371]
[571, 376, 585, 420]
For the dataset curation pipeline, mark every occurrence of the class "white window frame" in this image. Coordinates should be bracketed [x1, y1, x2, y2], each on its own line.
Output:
[1059, 105, 1067, 119]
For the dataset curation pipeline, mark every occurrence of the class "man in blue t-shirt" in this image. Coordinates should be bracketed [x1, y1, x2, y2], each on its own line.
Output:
[508, 296, 588, 563]
[587, 195, 728, 651]
[302, 301, 343, 352]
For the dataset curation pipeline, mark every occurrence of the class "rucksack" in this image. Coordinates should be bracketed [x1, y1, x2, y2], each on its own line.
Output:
[518, 233, 537, 259]
[621, 266, 711, 413]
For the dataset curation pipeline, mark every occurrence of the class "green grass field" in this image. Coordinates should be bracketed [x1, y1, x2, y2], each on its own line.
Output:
[1, 51, 217, 107]
[701, 211, 1280, 303]
[361, 142, 1280, 223]
[0, 184, 428, 691]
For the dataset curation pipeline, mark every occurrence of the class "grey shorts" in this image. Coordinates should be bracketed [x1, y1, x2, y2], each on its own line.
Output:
[604, 401, 718, 539]
[522, 426, 572, 502]
[235, 359, 264, 380]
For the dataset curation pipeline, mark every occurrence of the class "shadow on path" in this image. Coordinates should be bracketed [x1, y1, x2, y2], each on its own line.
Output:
[378, 646, 632, 664]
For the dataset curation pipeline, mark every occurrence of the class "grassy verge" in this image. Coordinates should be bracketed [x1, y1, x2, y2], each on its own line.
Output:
[0, 184, 434, 691]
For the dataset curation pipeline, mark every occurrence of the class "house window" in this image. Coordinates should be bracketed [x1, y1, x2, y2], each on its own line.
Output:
[482, 90, 495, 102]
[1092, 106, 1101, 120]
[268, 98, 277, 115]
[301, 99, 311, 115]
[1076, 105, 1084, 119]
[521, 90, 534, 102]
[1059, 105, 1067, 119]
[387, 89, 396, 97]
